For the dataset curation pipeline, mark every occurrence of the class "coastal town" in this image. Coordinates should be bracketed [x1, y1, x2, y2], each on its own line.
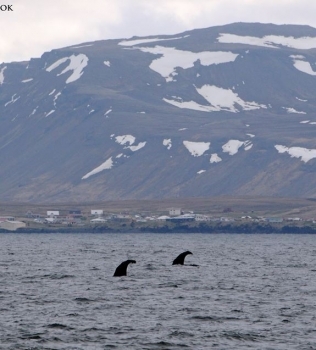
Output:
[1, 206, 315, 233]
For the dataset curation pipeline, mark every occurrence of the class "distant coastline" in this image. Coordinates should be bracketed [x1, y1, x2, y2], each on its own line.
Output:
[2, 221, 316, 234]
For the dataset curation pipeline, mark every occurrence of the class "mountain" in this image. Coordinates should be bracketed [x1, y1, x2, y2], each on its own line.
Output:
[1, 22, 316, 202]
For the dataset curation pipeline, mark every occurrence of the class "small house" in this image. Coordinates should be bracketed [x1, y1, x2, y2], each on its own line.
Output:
[166, 214, 195, 222]
[266, 217, 283, 223]
[195, 214, 212, 221]
[111, 214, 132, 222]
[90, 217, 107, 223]
[169, 208, 182, 216]
[91, 209, 103, 216]
[47, 211, 59, 217]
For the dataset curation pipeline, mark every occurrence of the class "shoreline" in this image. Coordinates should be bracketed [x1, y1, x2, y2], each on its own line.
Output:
[2, 221, 316, 234]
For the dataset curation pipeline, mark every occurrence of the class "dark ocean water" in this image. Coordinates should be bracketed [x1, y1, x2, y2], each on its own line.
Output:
[1, 233, 316, 349]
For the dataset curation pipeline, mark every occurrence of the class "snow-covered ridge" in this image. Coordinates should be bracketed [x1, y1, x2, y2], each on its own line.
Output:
[82, 157, 113, 179]
[135, 46, 238, 82]
[164, 85, 266, 113]
[183, 141, 210, 157]
[46, 54, 89, 84]
[218, 34, 316, 49]
[275, 145, 316, 163]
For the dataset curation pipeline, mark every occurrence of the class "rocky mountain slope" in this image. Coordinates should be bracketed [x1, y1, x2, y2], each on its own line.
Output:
[1, 22, 316, 202]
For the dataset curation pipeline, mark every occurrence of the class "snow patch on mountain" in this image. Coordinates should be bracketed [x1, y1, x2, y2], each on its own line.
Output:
[5, 94, 20, 107]
[115, 135, 146, 151]
[45, 110, 55, 117]
[82, 157, 113, 179]
[70, 44, 94, 49]
[197, 85, 266, 112]
[210, 153, 222, 163]
[164, 85, 266, 113]
[218, 34, 316, 49]
[163, 139, 172, 149]
[118, 36, 187, 47]
[135, 46, 238, 82]
[222, 140, 245, 155]
[128, 142, 146, 151]
[283, 107, 306, 114]
[244, 140, 253, 151]
[164, 99, 208, 112]
[46, 54, 89, 84]
[290, 55, 316, 76]
[275, 145, 316, 163]
[115, 135, 136, 145]
[104, 109, 112, 116]
[183, 141, 210, 156]
[53, 92, 61, 107]
[296, 97, 307, 102]
[29, 106, 38, 117]
[0, 66, 6, 84]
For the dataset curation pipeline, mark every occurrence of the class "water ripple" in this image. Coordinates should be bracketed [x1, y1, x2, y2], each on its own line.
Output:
[1, 233, 316, 349]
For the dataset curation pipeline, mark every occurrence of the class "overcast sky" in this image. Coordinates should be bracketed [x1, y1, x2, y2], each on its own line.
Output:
[1, 0, 316, 63]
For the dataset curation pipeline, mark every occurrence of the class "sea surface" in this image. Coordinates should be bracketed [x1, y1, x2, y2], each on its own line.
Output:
[1, 233, 316, 349]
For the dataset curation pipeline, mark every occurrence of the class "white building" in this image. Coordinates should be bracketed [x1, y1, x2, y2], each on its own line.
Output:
[91, 209, 103, 216]
[169, 208, 182, 216]
[195, 214, 212, 221]
[90, 217, 107, 223]
[47, 211, 59, 217]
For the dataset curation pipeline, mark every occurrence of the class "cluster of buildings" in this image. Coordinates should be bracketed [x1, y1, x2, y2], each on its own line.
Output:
[0, 207, 313, 231]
